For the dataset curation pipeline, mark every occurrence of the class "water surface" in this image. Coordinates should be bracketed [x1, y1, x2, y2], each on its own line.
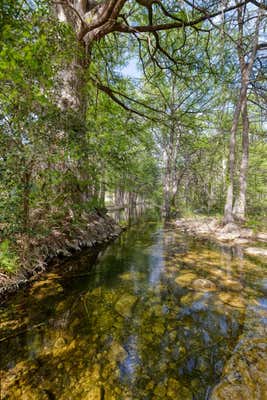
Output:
[0, 216, 266, 399]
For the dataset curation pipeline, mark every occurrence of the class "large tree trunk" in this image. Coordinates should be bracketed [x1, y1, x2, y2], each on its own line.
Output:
[53, 1, 127, 209]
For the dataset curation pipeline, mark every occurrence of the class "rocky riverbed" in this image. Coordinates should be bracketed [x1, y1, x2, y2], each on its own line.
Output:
[0, 221, 266, 399]
[174, 217, 267, 258]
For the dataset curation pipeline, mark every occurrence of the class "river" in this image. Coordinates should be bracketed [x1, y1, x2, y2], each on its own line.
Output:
[0, 212, 266, 399]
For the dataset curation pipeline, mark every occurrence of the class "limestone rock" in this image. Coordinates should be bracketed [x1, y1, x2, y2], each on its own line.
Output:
[191, 278, 216, 292]
[220, 278, 243, 292]
[210, 340, 267, 400]
[244, 247, 267, 258]
[108, 341, 127, 363]
[175, 273, 197, 287]
[240, 228, 254, 238]
[221, 223, 240, 233]
[180, 292, 204, 306]
[217, 292, 246, 309]
[114, 293, 138, 318]
[233, 238, 249, 245]
[256, 232, 267, 242]
[216, 232, 240, 242]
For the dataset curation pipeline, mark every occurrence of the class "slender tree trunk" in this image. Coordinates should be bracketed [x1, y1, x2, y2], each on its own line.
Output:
[232, 9, 261, 221]
[223, 88, 244, 224]
[163, 152, 172, 219]
[233, 100, 249, 220]
[22, 169, 31, 234]
[99, 180, 106, 206]
[21, 160, 34, 248]
[223, 6, 261, 224]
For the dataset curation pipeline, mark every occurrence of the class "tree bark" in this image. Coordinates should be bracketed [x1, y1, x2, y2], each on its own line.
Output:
[233, 100, 249, 220]
[223, 6, 261, 224]
[232, 9, 261, 221]
[223, 85, 246, 224]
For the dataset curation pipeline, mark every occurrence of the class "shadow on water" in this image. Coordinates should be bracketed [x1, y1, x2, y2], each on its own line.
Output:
[0, 210, 266, 399]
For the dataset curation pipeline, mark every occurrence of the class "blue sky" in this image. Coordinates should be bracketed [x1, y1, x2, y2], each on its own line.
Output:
[121, 58, 141, 79]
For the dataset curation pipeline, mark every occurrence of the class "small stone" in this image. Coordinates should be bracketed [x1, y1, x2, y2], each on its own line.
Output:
[180, 292, 203, 306]
[54, 337, 66, 349]
[175, 273, 197, 287]
[192, 278, 216, 292]
[221, 278, 243, 292]
[217, 292, 246, 309]
[114, 293, 138, 318]
[108, 341, 127, 363]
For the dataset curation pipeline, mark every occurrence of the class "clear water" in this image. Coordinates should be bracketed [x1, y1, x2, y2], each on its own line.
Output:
[0, 215, 266, 399]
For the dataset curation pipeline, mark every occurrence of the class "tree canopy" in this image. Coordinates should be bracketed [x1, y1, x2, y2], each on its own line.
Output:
[0, 0, 266, 270]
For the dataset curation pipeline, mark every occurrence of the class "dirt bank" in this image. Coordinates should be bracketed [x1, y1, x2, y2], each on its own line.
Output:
[0, 211, 122, 303]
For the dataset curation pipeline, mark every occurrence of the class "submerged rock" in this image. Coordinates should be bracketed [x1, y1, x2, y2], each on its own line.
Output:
[108, 340, 127, 363]
[114, 293, 138, 318]
[175, 273, 197, 287]
[217, 292, 246, 309]
[180, 292, 204, 306]
[211, 340, 267, 400]
[220, 278, 243, 292]
[191, 278, 216, 292]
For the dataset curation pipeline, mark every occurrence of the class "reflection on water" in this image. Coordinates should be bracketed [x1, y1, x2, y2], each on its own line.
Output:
[0, 215, 266, 399]
[108, 204, 149, 226]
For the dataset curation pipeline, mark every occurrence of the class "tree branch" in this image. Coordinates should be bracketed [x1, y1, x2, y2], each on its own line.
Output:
[114, 1, 250, 34]
[249, 0, 267, 10]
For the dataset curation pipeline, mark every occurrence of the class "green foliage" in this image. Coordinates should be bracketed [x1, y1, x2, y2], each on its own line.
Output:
[0, 240, 18, 274]
[0, 0, 266, 280]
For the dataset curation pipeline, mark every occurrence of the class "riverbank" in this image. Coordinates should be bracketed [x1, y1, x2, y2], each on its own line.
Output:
[174, 217, 267, 257]
[0, 211, 121, 303]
